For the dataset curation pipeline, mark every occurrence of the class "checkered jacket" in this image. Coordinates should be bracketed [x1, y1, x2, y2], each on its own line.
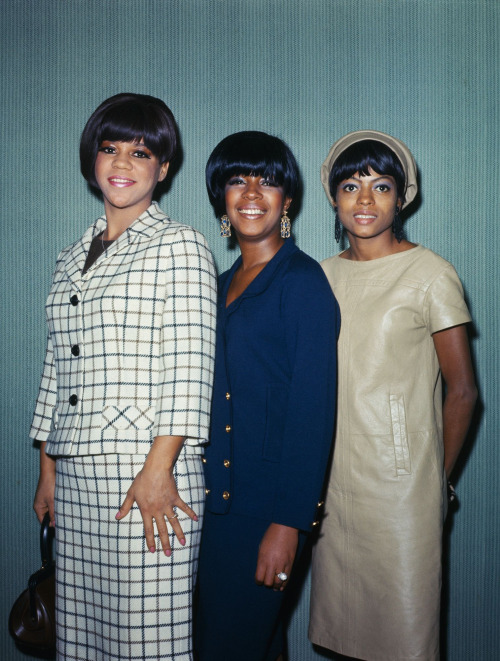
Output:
[30, 203, 217, 457]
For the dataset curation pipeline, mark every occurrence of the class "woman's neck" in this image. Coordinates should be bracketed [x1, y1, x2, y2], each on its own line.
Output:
[343, 234, 416, 261]
[102, 200, 152, 241]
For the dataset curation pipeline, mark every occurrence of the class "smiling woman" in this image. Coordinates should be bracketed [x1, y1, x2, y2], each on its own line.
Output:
[94, 139, 169, 233]
[30, 93, 217, 661]
[195, 132, 340, 661]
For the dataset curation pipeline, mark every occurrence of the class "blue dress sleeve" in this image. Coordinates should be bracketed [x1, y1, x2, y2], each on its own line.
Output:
[271, 255, 340, 531]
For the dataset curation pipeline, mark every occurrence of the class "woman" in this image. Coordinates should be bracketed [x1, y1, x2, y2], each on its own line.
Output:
[195, 131, 340, 660]
[309, 130, 477, 661]
[31, 93, 217, 660]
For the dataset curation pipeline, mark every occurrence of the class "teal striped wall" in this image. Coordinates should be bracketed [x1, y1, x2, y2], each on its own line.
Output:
[1, 1, 498, 659]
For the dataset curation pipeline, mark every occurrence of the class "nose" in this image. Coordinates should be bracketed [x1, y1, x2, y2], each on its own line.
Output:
[243, 178, 263, 199]
[112, 151, 132, 170]
[357, 185, 374, 205]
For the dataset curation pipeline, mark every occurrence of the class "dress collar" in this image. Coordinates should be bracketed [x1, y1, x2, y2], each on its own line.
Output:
[220, 239, 298, 312]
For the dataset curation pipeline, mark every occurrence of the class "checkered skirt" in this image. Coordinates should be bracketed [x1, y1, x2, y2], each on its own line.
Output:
[54, 451, 205, 660]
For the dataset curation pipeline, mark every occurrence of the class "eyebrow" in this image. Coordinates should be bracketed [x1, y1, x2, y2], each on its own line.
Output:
[347, 174, 394, 182]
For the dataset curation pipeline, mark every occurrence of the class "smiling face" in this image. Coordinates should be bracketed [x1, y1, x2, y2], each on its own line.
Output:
[335, 167, 401, 243]
[94, 140, 169, 223]
[224, 174, 291, 243]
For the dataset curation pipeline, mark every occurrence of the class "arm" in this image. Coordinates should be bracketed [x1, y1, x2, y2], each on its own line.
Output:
[433, 324, 477, 478]
[117, 435, 197, 557]
[33, 441, 56, 526]
[256, 262, 340, 588]
[118, 229, 217, 555]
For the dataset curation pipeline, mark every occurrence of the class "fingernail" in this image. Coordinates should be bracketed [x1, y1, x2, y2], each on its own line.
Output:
[115, 511, 121, 520]
[193, 514, 199, 522]
[179, 538, 186, 546]
[165, 549, 171, 557]
[149, 546, 156, 553]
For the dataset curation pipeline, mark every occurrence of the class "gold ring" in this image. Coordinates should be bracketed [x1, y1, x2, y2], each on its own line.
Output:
[167, 513, 178, 520]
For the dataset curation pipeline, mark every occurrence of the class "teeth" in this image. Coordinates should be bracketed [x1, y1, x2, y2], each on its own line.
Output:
[355, 215, 375, 219]
[110, 178, 132, 183]
[240, 208, 264, 215]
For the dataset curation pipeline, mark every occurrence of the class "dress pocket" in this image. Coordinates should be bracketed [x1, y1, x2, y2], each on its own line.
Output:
[101, 405, 155, 431]
[389, 393, 411, 475]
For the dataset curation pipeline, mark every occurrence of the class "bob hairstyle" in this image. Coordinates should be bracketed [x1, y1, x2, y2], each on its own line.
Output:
[329, 140, 406, 205]
[206, 131, 300, 217]
[80, 93, 178, 189]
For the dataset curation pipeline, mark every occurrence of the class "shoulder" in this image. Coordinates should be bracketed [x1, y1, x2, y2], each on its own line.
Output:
[320, 252, 343, 276]
[284, 246, 329, 285]
[403, 246, 463, 288]
[146, 211, 214, 262]
[282, 247, 338, 312]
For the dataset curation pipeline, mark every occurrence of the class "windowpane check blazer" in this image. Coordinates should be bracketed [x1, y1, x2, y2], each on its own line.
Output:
[30, 203, 217, 457]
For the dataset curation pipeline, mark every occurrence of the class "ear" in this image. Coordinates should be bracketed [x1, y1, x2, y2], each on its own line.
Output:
[283, 197, 292, 212]
[158, 162, 170, 182]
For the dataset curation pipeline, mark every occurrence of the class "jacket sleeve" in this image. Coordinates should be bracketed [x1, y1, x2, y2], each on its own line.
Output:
[271, 260, 340, 531]
[153, 227, 217, 444]
[30, 332, 58, 441]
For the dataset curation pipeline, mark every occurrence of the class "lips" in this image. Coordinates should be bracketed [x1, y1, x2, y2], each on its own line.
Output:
[353, 211, 377, 223]
[108, 177, 135, 187]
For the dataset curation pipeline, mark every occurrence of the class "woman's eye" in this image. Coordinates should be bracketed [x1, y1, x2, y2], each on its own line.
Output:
[261, 179, 277, 187]
[99, 146, 115, 154]
[133, 150, 151, 159]
[227, 177, 245, 186]
[342, 184, 357, 192]
[375, 184, 391, 192]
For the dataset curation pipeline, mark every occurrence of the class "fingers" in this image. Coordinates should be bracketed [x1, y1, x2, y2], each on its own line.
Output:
[116, 496, 197, 557]
[274, 570, 290, 592]
[115, 490, 134, 521]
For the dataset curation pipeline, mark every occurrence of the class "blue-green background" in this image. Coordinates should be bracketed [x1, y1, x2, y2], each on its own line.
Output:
[1, 1, 498, 659]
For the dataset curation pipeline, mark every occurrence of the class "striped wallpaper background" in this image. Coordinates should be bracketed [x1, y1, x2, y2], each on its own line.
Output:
[1, 1, 498, 659]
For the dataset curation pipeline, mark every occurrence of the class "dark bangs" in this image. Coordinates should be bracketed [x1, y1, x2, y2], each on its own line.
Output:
[80, 93, 178, 188]
[329, 140, 406, 202]
[206, 131, 300, 217]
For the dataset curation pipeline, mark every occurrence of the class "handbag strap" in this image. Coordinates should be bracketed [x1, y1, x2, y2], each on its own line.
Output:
[40, 512, 53, 569]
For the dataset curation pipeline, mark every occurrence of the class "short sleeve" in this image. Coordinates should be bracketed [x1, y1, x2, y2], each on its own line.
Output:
[425, 264, 471, 335]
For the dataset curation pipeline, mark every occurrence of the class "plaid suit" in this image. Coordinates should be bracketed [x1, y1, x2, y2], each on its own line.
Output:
[30, 203, 217, 660]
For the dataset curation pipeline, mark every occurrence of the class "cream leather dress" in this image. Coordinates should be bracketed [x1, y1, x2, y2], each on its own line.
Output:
[309, 245, 471, 661]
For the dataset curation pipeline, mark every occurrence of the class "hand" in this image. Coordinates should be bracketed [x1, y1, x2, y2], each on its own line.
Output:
[255, 523, 299, 591]
[115, 436, 198, 557]
[33, 442, 56, 526]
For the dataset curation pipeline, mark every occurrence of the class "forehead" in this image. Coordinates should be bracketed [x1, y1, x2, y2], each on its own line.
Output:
[345, 167, 396, 180]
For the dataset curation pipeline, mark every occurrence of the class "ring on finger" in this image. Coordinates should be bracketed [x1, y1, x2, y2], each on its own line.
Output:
[276, 572, 288, 582]
[167, 513, 179, 520]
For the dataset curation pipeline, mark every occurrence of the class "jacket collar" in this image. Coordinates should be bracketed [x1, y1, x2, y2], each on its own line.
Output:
[64, 202, 168, 286]
[220, 238, 299, 313]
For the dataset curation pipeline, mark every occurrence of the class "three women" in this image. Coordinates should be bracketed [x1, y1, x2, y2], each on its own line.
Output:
[31, 93, 217, 660]
[31, 105, 476, 661]
[309, 130, 477, 661]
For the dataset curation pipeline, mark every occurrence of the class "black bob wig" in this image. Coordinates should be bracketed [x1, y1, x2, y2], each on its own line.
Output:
[329, 140, 406, 204]
[80, 93, 178, 189]
[205, 131, 300, 217]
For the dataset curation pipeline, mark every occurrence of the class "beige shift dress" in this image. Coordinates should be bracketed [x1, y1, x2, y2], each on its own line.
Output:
[309, 245, 471, 661]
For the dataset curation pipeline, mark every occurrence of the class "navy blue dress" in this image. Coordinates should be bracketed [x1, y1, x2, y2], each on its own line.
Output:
[196, 240, 340, 660]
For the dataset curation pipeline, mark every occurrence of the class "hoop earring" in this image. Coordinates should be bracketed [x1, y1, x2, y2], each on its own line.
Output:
[392, 206, 403, 242]
[334, 209, 341, 243]
[280, 208, 291, 239]
[220, 214, 231, 238]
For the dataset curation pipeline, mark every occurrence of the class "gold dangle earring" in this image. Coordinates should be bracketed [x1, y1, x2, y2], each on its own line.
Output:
[280, 208, 291, 239]
[220, 214, 231, 238]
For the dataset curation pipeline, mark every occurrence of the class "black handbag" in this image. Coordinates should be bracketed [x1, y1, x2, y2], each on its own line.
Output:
[9, 512, 56, 658]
